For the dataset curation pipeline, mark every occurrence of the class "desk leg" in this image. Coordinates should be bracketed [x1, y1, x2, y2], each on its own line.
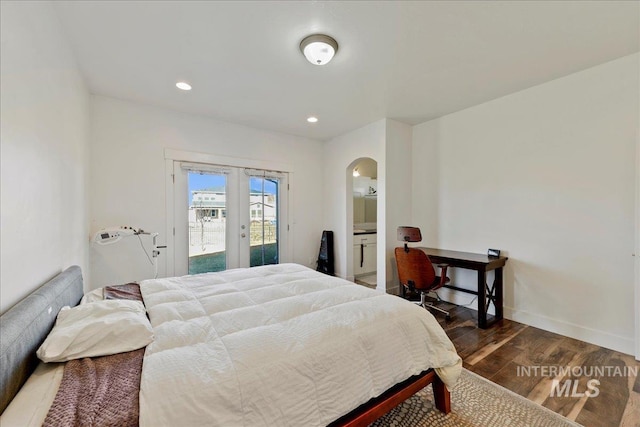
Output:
[495, 267, 504, 321]
[477, 270, 487, 329]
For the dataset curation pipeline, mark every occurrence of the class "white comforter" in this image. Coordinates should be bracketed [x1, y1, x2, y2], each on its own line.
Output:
[138, 263, 461, 427]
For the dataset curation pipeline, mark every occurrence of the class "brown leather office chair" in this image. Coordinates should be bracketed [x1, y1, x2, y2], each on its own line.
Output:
[395, 226, 451, 320]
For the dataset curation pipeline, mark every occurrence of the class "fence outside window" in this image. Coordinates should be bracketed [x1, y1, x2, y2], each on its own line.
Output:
[189, 221, 276, 251]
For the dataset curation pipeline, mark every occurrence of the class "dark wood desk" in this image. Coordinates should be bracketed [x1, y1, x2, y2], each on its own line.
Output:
[417, 248, 508, 329]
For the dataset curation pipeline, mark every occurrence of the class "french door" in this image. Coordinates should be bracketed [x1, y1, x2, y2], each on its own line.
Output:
[172, 162, 288, 276]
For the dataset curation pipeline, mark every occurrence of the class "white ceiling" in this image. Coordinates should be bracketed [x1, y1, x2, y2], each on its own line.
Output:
[53, 1, 639, 141]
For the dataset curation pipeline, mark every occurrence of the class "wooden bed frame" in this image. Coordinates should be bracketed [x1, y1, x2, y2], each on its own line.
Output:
[331, 369, 450, 426]
[0, 265, 452, 424]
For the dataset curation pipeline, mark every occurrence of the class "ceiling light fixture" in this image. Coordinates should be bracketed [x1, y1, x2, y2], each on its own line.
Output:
[300, 34, 338, 65]
[353, 168, 360, 177]
[307, 116, 318, 123]
[176, 81, 192, 91]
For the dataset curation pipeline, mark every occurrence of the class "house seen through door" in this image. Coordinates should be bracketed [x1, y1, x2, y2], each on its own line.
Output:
[173, 162, 288, 275]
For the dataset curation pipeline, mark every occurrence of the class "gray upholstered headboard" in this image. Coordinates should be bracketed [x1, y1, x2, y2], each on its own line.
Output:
[0, 265, 83, 413]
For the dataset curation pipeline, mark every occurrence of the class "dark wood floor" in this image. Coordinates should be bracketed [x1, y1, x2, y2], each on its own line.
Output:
[430, 302, 640, 427]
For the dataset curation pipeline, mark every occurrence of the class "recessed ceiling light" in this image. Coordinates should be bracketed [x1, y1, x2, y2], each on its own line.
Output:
[176, 81, 192, 91]
[307, 116, 318, 123]
[300, 34, 338, 65]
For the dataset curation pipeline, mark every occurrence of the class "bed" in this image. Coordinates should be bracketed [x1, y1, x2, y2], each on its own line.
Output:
[1, 263, 461, 426]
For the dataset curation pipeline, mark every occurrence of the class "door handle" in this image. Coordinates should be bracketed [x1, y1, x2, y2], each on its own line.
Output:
[360, 244, 364, 268]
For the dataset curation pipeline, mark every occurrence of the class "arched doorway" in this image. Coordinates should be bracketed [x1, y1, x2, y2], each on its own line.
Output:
[348, 158, 380, 290]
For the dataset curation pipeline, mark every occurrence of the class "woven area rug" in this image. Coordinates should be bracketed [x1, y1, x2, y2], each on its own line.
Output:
[371, 369, 583, 427]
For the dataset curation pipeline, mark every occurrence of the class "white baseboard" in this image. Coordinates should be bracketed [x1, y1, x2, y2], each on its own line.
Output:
[504, 307, 635, 356]
[438, 287, 634, 356]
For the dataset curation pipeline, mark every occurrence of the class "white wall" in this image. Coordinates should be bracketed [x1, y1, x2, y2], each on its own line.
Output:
[0, 1, 90, 313]
[636, 77, 640, 360]
[411, 124, 440, 246]
[412, 54, 639, 354]
[89, 96, 324, 288]
[384, 120, 413, 292]
[322, 119, 413, 293]
[323, 120, 386, 287]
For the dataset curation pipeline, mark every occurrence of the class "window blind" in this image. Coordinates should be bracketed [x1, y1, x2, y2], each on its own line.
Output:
[243, 168, 286, 179]
[180, 162, 231, 175]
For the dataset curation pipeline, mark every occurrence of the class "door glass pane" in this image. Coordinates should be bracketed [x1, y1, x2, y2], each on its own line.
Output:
[188, 172, 227, 274]
[249, 177, 279, 267]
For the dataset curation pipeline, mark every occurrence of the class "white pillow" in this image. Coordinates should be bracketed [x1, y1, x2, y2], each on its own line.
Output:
[79, 287, 104, 304]
[37, 299, 154, 363]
